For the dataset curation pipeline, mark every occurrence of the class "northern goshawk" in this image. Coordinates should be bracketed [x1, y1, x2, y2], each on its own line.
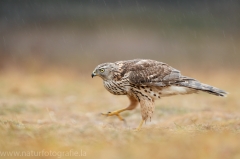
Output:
[92, 59, 227, 130]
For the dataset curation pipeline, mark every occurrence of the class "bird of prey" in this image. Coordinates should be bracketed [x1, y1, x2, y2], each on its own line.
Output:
[92, 59, 227, 130]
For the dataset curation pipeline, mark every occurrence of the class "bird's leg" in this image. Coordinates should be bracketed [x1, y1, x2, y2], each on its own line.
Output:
[101, 95, 138, 121]
[133, 98, 154, 131]
[134, 119, 144, 131]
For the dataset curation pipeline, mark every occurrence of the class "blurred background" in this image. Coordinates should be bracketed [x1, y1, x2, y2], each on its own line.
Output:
[1, 1, 240, 158]
[0, 0, 239, 73]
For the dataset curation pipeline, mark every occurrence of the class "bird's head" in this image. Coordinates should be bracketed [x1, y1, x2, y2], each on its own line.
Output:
[92, 63, 115, 80]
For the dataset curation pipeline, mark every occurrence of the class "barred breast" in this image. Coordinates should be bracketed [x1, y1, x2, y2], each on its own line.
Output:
[103, 80, 128, 95]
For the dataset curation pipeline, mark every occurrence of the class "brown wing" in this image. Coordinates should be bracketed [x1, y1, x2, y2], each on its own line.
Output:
[122, 59, 183, 87]
[112, 59, 143, 80]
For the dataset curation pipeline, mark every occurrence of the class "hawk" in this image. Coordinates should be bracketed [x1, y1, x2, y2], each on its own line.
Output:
[91, 59, 227, 130]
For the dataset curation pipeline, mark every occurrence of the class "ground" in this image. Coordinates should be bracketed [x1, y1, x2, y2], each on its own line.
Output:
[0, 68, 239, 159]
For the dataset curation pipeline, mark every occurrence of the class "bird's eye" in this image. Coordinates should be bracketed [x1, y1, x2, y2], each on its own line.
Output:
[100, 69, 105, 73]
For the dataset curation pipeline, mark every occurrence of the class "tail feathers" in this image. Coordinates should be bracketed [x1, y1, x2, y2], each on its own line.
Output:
[177, 77, 228, 97]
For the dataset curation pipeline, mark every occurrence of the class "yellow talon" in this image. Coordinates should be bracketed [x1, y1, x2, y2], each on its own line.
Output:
[101, 111, 125, 121]
[134, 119, 144, 131]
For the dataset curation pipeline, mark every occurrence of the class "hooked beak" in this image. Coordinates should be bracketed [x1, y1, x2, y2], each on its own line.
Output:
[91, 72, 96, 78]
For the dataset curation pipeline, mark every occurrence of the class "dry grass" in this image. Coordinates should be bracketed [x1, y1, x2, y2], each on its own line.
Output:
[0, 68, 240, 159]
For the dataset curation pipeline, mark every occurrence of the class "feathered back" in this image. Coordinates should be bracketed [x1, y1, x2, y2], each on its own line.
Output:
[111, 59, 227, 97]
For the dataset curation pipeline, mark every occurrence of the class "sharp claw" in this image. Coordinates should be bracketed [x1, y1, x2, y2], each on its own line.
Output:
[116, 114, 123, 120]
[101, 112, 112, 116]
[122, 119, 128, 127]
[101, 113, 106, 116]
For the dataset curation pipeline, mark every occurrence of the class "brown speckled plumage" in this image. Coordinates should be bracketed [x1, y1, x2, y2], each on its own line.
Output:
[92, 59, 227, 127]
